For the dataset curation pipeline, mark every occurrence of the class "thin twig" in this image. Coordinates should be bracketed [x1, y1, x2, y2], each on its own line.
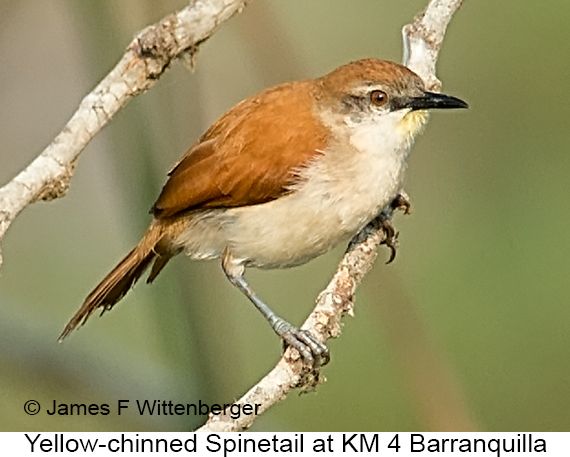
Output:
[0, 0, 248, 270]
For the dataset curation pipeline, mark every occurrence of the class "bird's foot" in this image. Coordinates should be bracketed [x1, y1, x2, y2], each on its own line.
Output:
[391, 191, 412, 215]
[379, 192, 412, 263]
[274, 319, 330, 373]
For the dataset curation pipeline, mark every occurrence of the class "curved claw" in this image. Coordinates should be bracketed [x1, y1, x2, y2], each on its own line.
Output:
[385, 241, 397, 264]
[379, 217, 399, 264]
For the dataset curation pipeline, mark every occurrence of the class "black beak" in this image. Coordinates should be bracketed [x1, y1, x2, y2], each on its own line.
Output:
[408, 91, 468, 111]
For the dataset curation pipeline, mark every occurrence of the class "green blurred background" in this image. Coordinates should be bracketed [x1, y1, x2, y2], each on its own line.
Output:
[1, 0, 569, 432]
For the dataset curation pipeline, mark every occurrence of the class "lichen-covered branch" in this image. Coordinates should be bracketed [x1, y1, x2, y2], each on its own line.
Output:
[196, 0, 465, 432]
[0, 0, 248, 270]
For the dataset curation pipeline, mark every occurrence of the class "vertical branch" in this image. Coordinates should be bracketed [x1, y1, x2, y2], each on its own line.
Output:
[403, 0, 465, 91]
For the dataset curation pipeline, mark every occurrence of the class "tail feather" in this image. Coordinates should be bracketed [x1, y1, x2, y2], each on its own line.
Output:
[59, 225, 173, 341]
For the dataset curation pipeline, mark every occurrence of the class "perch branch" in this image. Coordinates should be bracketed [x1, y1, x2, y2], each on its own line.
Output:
[197, 0, 466, 432]
[0, 0, 248, 270]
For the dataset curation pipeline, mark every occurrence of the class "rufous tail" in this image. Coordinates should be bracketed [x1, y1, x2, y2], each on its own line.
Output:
[59, 223, 174, 342]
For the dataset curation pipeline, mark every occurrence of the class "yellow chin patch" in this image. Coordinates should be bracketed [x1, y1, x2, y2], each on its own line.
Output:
[398, 109, 429, 144]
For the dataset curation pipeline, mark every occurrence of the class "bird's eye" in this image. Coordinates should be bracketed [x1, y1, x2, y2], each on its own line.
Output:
[370, 90, 388, 106]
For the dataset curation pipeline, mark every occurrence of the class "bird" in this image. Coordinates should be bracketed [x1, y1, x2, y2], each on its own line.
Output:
[59, 58, 467, 368]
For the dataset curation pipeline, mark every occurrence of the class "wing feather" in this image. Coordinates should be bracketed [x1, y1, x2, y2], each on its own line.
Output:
[152, 80, 329, 218]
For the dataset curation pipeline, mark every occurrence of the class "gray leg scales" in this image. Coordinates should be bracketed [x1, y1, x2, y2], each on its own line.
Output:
[228, 274, 329, 369]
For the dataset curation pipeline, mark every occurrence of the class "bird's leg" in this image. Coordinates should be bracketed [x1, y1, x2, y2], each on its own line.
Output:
[222, 249, 330, 370]
[378, 192, 412, 264]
